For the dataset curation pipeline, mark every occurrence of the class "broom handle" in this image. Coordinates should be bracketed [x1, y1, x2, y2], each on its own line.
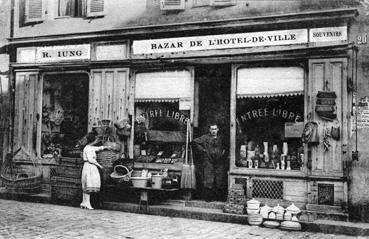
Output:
[188, 121, 193, 165]
[185, 120, 189, 165]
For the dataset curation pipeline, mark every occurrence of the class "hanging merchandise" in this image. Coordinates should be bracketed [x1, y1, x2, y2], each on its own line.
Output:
[301, 121, 319, 145]
[331, 119, 340, 141]
[323, 128, 331, 152]
[114, 118, 132, 138]
[315, 91, 337, 121]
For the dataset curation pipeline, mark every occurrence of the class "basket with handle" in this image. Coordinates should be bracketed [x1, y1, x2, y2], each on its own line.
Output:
[110, 165, 133, 184]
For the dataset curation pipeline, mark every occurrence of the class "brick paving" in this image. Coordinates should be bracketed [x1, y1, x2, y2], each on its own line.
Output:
[0, 199, 365, 239]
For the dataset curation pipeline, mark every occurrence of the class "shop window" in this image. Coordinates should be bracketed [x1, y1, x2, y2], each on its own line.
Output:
[235, 67, 305, 171]
[134, 70, 193, 165]
[41, 74, 89, 158]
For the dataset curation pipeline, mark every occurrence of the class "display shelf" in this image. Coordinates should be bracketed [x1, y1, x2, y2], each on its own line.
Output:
[230, 168, 306, 179]
[133, 162, 184, 171]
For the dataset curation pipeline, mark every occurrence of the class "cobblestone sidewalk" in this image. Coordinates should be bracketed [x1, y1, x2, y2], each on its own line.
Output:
[0, 199, 365, 239]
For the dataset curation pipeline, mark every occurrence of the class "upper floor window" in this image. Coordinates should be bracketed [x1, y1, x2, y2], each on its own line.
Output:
[24, 0, 104, 24]
[58, 0, 84, 17]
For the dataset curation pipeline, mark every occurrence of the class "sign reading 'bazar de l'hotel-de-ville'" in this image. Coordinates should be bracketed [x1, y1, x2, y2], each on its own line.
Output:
[132, 26, 347, 54]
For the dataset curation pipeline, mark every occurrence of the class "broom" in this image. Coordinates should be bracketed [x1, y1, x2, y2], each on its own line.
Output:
[180, 120, 192, 189]
[189, 124, 196, 190]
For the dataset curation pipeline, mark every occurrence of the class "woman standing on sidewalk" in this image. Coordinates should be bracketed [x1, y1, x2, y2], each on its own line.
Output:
[80, 132, 111, 210]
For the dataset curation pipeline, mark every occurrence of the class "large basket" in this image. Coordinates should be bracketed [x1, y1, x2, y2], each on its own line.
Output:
[0, 148, 43, 194]
[51, 176, 82, 202]
[1, 167, 42, 193]
[96, 150, 120, 168]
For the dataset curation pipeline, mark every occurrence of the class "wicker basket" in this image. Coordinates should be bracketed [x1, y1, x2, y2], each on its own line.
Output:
[1, 163, 42, 194]
[51, 176, 82, 202]
[96, 150, 120, 168]
[54, 165, 82, 179]
[110, 165, 132, 184]
[1, 172, 42, 194]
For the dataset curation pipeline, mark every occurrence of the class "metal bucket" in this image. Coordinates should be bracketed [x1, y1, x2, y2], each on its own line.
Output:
[151, 174, 164, 189]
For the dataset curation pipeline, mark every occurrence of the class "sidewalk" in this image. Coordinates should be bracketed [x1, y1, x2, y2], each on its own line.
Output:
[0, 188, 368, 237]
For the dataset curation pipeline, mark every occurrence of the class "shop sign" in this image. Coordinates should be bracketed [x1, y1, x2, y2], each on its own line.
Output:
[140, 109, 190, 125]
[309, 27, 347, 43]
[133, 29, 308, 54]
[285, 122, 304, 138]
[36, 44, 90, 63]
[238, 107, 302, 122]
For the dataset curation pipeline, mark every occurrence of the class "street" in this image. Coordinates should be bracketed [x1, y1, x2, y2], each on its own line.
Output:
[0, 199, 363, 239]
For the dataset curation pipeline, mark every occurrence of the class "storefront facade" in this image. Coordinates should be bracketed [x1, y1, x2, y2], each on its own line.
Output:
[7, 0, 360, 218]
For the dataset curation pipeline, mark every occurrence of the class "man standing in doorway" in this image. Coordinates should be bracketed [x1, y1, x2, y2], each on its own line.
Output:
[193, 123, 227, 202]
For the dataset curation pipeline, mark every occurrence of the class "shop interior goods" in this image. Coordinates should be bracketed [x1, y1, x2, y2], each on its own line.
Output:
[236, 95, 304, 171]
[223, 184, 247, 214]
[134, 102, 188, 165]
[41, 74, 89, 159]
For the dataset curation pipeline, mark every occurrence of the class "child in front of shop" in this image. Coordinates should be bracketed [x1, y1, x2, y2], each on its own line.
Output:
[80, 132, 111, 210]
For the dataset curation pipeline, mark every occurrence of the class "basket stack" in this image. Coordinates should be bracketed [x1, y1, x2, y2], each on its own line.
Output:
[223, 184, 247, 214]
[51, 157, 83, 203]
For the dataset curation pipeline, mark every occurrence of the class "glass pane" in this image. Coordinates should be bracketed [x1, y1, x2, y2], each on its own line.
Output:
[134, 102, 190, 164]
[235, 95, 304, 170]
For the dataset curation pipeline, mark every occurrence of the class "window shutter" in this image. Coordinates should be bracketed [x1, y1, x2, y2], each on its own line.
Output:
[210, 0, 237, 6]
[160, 0, 186, 10]
[25, 0, 45, 23]
[86, 0, 105, 17]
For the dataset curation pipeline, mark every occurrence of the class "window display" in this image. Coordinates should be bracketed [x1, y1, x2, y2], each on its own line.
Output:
[134, 102, 189, 164]
[235, 67, 305, 171]
[41, 74, 89, 158]
[236, 96, 304, 170]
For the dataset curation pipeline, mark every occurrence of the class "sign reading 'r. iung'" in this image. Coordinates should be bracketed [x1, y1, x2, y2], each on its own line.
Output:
[36, 44, 90, 63]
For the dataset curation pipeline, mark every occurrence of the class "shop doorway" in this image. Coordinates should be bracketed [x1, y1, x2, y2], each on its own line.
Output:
[41, 73, 89, 158]
[194, 64, 231, 201]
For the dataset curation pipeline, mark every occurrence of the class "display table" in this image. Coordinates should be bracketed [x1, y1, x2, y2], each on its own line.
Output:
[130, 187, 179, 212]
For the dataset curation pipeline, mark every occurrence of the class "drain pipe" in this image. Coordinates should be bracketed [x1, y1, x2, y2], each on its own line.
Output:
[9, 0, 15, 158]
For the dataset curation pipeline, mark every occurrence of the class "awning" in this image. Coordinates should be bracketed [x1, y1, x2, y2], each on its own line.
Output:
[135, 70, 191, 102]
[237, 67, 304, 98]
